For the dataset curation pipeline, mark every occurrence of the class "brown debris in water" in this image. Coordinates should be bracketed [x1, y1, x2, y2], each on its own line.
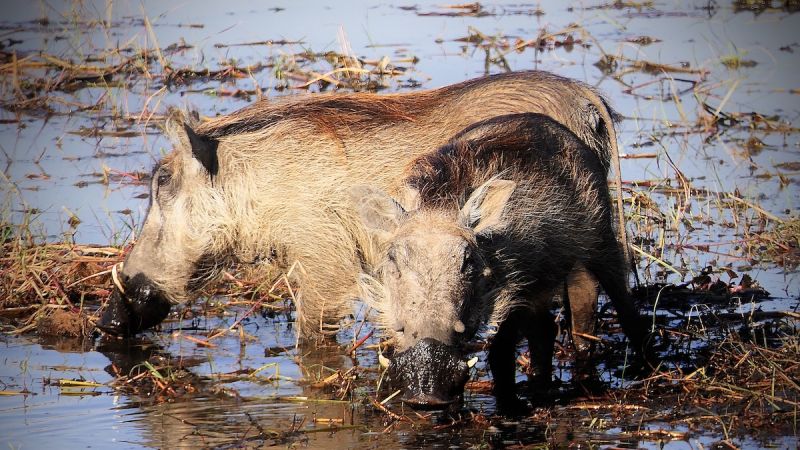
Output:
[37, 308, 92, 338]
[752, 217, 800, 268]
[108, 355, 204, 402]
[0, 28, 414, 117]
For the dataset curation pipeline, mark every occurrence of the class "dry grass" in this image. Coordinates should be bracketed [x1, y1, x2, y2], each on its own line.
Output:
[751, 218, 800, 268]
[0, 222, 291, 336]
[0, 233, 125, 334]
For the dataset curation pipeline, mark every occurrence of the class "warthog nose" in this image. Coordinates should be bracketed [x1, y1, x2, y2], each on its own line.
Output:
[96, 273, 172, 337]
[390, 338, 470, 409]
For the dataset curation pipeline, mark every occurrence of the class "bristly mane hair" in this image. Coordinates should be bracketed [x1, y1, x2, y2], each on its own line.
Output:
[406, 113, 589, 207]
[195, 93, 442, 140]
[191, 71, 618, 158]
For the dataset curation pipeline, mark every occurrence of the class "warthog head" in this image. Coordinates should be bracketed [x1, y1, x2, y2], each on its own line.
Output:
[353, 179, 516, 406]
[97, 114, 234, 336]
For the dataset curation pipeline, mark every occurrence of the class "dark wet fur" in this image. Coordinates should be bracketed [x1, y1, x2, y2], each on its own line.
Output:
[395, 113, 652, 409]
[408, 113, 599, 207]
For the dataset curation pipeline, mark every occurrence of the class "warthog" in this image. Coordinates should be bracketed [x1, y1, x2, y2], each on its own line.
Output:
[353, 113, 650, 410]
[96, 71, 625, 339]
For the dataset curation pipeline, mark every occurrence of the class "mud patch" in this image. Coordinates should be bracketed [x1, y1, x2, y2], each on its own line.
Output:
[37, 308, 92, 338]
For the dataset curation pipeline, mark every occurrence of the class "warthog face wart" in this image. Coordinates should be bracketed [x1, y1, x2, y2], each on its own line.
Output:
[98, 119, 232, 336]
[354, 180, 515, 404]
[376, 219, 485, 348]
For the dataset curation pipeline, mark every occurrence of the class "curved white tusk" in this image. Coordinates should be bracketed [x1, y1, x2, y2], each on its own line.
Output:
[111, 262, 126, 294]
[453, 320, 465, 333]
[378, 351, 391, 369]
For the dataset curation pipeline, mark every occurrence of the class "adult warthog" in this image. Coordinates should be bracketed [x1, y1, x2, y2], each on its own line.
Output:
[96, 71, 625, 339]
[353, 113, 651, 411]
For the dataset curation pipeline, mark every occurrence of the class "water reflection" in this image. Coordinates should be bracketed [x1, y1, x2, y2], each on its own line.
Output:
[89, 327, 373, 448]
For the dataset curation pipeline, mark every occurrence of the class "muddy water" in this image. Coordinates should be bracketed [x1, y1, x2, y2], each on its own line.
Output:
[1, 1, 798, 448]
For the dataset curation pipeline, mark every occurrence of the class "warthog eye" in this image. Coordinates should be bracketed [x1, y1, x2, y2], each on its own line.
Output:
[460, 248, 475, 275]
[386, 247, 400, 277]
[157, 169, 171, 187]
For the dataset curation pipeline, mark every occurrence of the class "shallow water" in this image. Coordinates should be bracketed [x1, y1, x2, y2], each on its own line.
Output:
[1, 0, 799, 448]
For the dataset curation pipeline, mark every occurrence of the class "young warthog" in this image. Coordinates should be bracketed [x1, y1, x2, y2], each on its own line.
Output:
[354, 113, 650, 410]
[96, 71, 624, 339]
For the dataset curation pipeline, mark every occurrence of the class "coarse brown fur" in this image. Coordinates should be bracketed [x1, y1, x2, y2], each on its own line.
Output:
[118, 71, 625, 339]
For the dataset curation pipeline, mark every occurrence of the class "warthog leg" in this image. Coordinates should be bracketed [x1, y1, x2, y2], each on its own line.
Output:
[489, 291, 555, 413]
[565, 263, 600, 352]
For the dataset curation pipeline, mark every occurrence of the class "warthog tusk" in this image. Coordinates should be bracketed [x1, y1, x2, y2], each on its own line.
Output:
[378, 350, 391, 368]
[111, 262, 125, 294]
[377, 342, 391, 369]
[453, 320, 465, 333]
[466, 356, 478, 368]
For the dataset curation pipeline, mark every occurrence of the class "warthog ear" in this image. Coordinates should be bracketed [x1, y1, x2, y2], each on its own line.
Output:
[396, 185, 421, 211]
[461, 178, 516, 234]
[184, 124, 219, 178]
[350, 184, 406, 233]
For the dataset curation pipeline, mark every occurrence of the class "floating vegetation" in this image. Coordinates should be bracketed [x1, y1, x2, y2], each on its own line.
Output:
[732, 0, 800, 13]
[0, 26, 416, 120]
[751, 218, 800, 268]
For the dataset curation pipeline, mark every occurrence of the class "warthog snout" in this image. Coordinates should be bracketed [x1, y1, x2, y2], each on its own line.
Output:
[389, 338, 471, 408]
[96, 273, 172, 337]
